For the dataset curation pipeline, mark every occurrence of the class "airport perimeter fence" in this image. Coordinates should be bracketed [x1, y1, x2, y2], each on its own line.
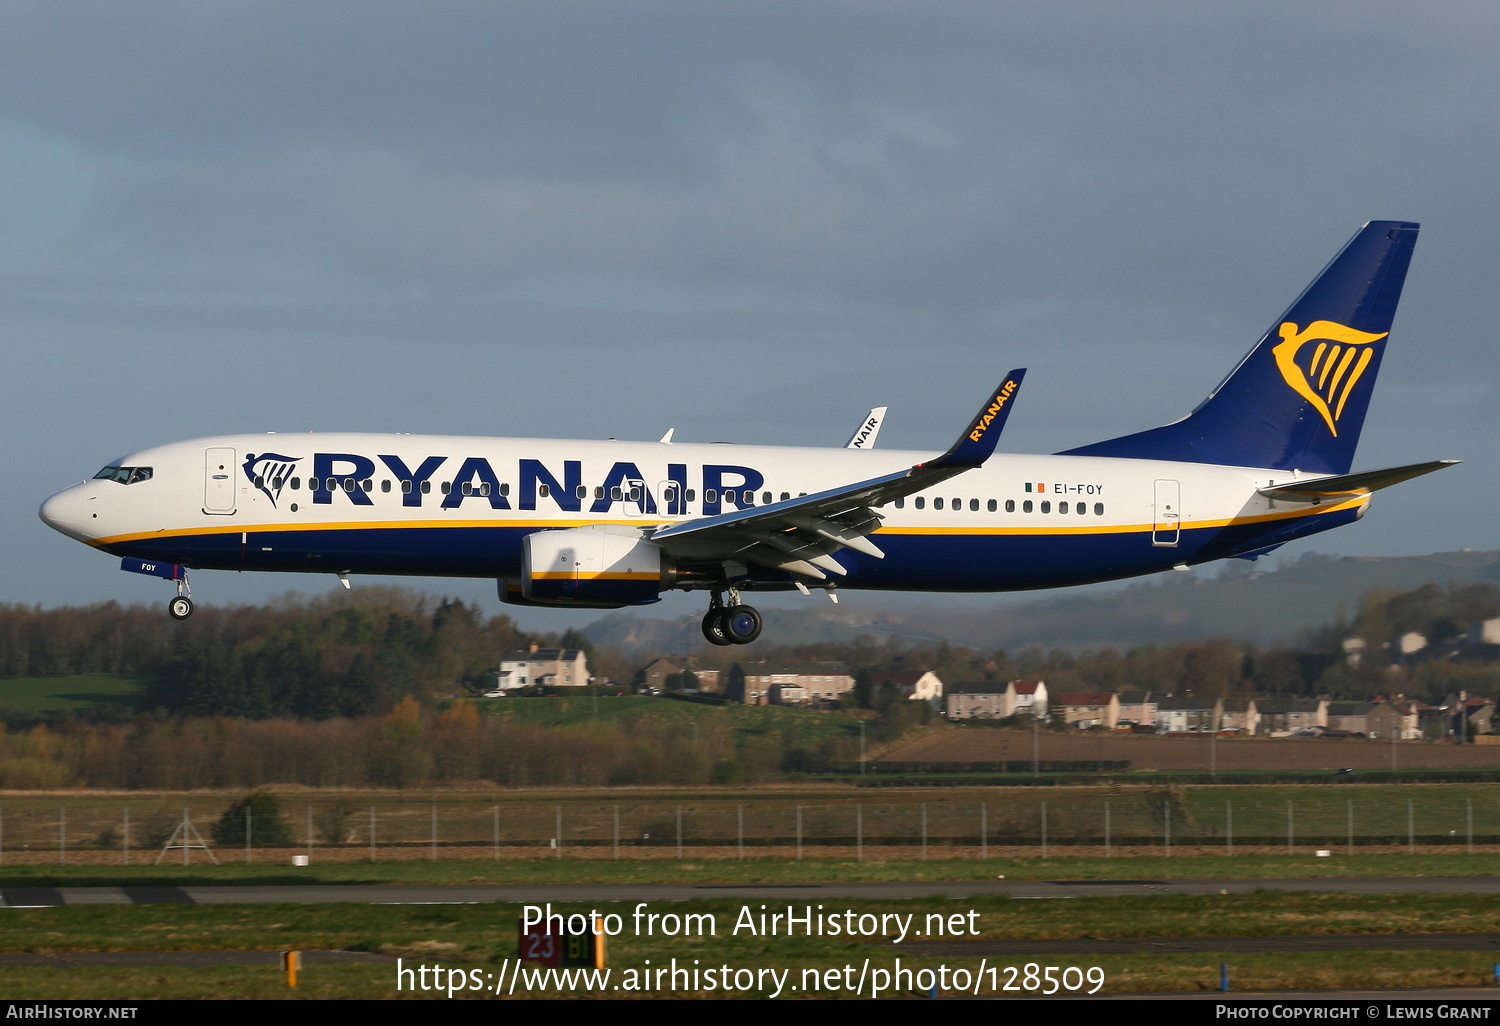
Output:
[4, 787, 1500, 864]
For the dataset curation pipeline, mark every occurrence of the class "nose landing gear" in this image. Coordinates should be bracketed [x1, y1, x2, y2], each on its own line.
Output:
[120, 558, 196, 620]
[168, 572, 194, 620]
[701, 590, 762, 646]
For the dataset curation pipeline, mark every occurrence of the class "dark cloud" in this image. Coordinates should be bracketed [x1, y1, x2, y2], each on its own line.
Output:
[2, 1, 1496, 616]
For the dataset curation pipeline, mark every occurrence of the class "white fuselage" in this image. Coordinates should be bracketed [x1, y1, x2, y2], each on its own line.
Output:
[40, 432, 1364, 595]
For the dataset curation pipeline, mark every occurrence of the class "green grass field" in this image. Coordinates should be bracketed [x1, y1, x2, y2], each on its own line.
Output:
[2, 782, 1499, 857]
[0, 674, 142, 714]
[478, 694, 861, 744]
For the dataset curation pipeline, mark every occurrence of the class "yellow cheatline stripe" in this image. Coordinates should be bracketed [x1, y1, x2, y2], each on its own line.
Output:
[531, 572, 659, 581]
[91, 496, 1364, 548]
[90, 517, 644, 547]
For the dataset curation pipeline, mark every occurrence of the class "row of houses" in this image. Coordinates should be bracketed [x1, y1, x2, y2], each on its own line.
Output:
[633, 658, 944, 707]
[950, 687, 1497, 739]
[489, 652, 1496, 741]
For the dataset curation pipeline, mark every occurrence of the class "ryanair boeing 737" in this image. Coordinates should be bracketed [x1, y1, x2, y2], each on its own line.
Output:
[39, 222, 1456, 645]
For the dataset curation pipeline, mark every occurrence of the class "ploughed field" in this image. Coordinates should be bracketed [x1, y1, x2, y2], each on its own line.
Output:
[881, 729, 1500, 771]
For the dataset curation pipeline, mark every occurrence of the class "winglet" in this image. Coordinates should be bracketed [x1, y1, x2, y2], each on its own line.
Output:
[920, 369, 1026, 470]
[844, 407, 888, 448]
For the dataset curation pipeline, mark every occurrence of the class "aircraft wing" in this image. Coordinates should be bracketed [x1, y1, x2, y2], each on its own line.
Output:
[647, 371, 1025, 580]
[1257, 459, 1459, 503]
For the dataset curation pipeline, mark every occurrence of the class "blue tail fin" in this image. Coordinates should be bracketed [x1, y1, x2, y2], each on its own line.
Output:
[1061, 221, 1419, 474]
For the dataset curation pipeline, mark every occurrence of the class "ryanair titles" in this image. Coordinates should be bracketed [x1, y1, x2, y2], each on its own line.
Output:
[245, 452, 767, 516]
[968, 379, 1019, 443]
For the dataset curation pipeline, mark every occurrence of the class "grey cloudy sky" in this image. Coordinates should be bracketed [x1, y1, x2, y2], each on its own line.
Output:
[3, 1, 1495, 628]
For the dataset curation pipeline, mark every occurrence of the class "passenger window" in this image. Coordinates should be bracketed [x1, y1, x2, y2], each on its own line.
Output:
[628, 486, 640, 502]
[914, 497, 925, 509]
[704, 489, 717, 503]
[1040, 501, 1050, 513]
[780, 492, 790, 502]
[254, 475, 265, 488]
[894, 497, 905, 509]
[291, 478, 300, 490]
[610, 487, 622, 501]
[934, 498, 944, 510]
[381, 480, 391, 493]
[1059, 501, 1069, 514]
[539, 484, 550, 498]
[1023, 500, 1033, 513]
[1094, 502, 1104, 515]
[988, 499, 997, 512]
[970, 499, 980, 511]
[594, 486, 605, 499]
[421, 481, 431, 494]
[479, 483, 491, 496]
[686, 489, 696, 502]
[576, 485, 588, 499]
[401, 481, 412, 493]
[1005, 499, 1014, 512]
[763, 491, 772, 504]
[952, 498, 959, 509]
[1078, 503, 1087, 515]
[441, 482, 450, 494]
[500, 483, 510, 496]
[743, 492, 755, 506]
[343, 479, 356, 492]
[362, 479, 373, 492]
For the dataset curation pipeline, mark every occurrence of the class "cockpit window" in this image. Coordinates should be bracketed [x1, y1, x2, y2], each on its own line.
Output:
[93, 466, 153, 485]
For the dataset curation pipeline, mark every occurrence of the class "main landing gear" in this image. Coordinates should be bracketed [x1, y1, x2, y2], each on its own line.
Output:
[701, 590, 762, 646]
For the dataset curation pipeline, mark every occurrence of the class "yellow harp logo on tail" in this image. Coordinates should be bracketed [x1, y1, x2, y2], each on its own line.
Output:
[1271, 320, 1388, 437]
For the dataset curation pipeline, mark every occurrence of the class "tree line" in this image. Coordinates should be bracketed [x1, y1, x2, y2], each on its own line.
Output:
[5, 580, 1500, 720]
[0, 580, 1495, 791]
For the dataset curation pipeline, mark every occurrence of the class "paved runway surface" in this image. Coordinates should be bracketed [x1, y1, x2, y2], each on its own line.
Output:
[6, 876, 1500, 906]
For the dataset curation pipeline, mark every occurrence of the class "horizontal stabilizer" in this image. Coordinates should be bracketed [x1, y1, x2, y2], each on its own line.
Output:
[1258, 460, 1459, 503]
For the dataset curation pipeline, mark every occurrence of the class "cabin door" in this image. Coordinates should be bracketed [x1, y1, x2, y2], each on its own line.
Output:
[1151, 479, 1180, 546]
[204, 447, 237, 515]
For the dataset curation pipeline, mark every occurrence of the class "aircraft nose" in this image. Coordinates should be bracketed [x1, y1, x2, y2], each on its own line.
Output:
[39, 487, 88, 541]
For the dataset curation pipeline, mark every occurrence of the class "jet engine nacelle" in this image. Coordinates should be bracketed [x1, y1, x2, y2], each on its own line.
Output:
[516, 525, 671, 607]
